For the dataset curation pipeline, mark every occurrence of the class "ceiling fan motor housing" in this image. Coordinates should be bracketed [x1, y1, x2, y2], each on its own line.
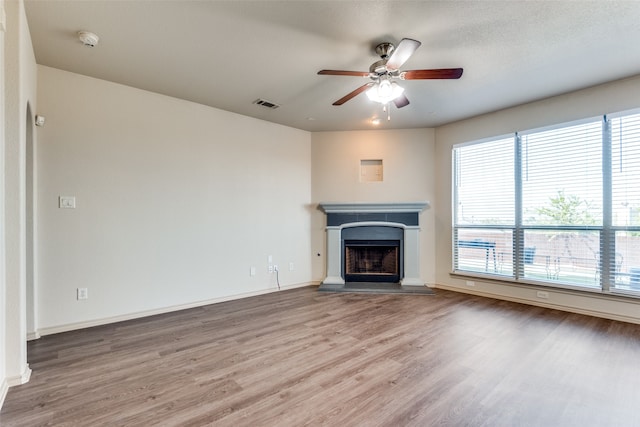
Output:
[370, 60, 389, 75]
[375, 42, 395, 58]
[370, 42, 400, 75]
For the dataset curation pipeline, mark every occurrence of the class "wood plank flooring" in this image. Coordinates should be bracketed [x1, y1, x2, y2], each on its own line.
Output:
[2, 286, 640, 426]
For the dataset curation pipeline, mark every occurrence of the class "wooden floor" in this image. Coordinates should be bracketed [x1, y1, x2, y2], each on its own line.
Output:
[2, 286, 640, 426]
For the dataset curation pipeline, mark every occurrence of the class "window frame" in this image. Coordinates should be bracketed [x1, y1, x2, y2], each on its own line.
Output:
[452, 111, 640, 297]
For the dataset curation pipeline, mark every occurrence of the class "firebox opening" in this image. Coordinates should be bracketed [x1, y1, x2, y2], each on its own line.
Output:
[344, 240, 401, 283]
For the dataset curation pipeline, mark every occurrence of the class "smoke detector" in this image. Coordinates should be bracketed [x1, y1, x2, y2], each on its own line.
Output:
[77, 31, 99, 47]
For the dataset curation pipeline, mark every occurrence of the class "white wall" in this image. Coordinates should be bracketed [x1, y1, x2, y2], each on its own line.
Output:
[1, 0, 37, 405]
[311, 129, 436, 285]
[434, 75, 640, 323]
[35, 66, 312, 333]
[0, 0, 6, 405]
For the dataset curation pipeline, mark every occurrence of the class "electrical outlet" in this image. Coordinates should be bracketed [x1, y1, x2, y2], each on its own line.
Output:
[77, 287, 88, 300]
[250, 267, 256, 277]
[289, 262, 294, 271]
[268, 265, 274, 273]
[59, 196, 76, 209]
[274, 265, 279, 272]
[536, 291, 549, 299]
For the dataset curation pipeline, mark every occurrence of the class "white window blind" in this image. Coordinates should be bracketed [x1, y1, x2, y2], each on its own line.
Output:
[453, 111, 640, 294]
[610, 112, 640, 292]
[521, 120, 603, 227]
[518, 120, 603, 287]
[455, 137, 515, 226]
[454, 138, 514, 276]
[611, 113, 640, 227]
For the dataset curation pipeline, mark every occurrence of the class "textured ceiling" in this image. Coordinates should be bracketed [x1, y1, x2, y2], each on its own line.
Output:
[24, 1, 640, 132]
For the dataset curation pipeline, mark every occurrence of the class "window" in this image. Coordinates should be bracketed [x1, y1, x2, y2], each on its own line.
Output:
[610, 112, 640, 292]
[520, 120, 602, 288]
[453, 110, 640, 295]
[454, 137, 514, 276]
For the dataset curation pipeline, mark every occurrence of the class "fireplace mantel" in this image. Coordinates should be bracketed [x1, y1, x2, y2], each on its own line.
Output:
[319, 202, 429, 287]
[319, 202, 429, 214]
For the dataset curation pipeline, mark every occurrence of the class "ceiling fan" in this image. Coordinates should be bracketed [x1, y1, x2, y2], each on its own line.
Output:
[318, 38, 463, 112]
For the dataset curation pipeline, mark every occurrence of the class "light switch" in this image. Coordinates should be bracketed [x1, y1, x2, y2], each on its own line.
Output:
[59, 196, 76, 209]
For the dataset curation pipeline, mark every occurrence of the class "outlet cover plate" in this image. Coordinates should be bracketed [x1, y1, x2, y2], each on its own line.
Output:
[59, 196, 76, 209]
[77, 288, 88, 300]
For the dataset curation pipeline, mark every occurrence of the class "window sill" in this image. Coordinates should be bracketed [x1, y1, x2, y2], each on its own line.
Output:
[449, 270, 640, 303]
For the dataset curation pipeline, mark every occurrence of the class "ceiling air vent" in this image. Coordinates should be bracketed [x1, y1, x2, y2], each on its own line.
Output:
[253, 99, 280, 110]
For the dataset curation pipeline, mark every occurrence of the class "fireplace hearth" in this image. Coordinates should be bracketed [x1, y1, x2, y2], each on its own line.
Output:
[319, 202, 429, 286]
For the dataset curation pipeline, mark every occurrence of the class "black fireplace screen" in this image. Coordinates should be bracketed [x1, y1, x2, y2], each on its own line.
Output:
[344, 240, 400, 282]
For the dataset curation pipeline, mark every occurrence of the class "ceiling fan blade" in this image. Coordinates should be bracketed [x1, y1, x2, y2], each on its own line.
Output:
[393, 94, 410, 109]
[318, 70, 370, 77]
[400, 68, 464, 80]
[332, 82, 374, 105]
[385, 38, 421, 71]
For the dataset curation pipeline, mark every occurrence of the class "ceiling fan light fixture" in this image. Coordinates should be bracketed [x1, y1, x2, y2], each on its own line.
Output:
[366, 80, 404, 104]
[378, 79, 393, 97]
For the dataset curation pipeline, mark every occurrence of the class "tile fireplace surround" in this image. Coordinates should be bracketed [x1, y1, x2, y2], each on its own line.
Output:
[319, 202, 429, 286]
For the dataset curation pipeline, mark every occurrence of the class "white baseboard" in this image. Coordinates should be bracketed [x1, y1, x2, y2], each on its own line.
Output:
[0, 378, 8, 410]
[36, 282, 316, 337]
[435, 283, 640, 325]
[6, 365, 32, 387]
[0, 366, 32, 411]
[27, 331, 41, 341]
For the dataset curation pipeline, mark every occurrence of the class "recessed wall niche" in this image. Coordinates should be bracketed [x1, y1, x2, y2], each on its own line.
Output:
[360, 159, 383, 182]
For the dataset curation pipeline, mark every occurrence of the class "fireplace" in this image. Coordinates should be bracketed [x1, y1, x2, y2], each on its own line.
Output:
[345, 241, 400, 282]
[319, 202, 428, 286]
[341, 224, 403, 282]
